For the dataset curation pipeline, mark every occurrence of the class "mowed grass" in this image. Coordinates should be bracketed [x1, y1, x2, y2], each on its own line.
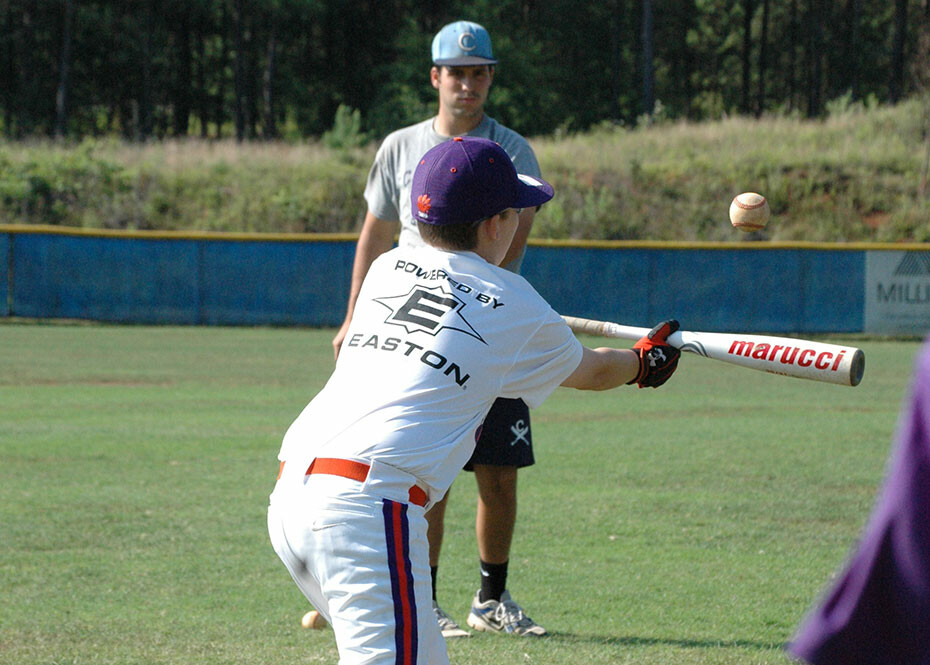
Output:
[0, 322, 920, 665]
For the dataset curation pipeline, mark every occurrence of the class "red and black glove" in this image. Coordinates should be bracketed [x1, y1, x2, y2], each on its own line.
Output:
[627, 319, 681, 388]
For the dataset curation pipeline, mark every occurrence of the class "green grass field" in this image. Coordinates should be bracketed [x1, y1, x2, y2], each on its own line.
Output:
[0, 322, 921, 665]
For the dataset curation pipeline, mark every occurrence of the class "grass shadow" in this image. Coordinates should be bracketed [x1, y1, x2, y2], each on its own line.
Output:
[545, 631, 786, 652]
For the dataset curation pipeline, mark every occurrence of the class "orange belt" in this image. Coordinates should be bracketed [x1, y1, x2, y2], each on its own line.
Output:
[277, 458, 428, 507]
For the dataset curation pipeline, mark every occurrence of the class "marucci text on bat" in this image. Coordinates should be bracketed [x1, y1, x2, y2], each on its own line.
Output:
[728, 340, 847, 372]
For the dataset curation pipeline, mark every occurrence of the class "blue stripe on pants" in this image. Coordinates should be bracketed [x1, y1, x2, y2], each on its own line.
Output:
[383, 499, 418, 665]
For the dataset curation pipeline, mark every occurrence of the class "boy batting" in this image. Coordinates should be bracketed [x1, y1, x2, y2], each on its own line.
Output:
[268, 136, 681, 665]
[333, 19, 547, 637]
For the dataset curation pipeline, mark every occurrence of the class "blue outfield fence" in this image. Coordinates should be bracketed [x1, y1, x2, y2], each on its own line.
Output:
[6, 228, 356, 326]
[3, 226, 929, 335]
[1, 232, 9, 317]
[522, 245, 865, 334]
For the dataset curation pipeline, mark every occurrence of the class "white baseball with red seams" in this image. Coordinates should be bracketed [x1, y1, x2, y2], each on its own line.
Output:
[729, 192, 770, 231]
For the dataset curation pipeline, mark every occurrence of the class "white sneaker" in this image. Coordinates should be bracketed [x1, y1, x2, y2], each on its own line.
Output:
[466, 590, 547, 636]
[433, 600, 470, 638]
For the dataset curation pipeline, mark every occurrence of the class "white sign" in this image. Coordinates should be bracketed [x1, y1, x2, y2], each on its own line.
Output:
[864, 250, 930, 335]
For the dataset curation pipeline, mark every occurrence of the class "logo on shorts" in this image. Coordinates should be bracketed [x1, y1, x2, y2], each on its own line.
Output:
[509, 420, 529, 446]
[374, 285, 485, 342]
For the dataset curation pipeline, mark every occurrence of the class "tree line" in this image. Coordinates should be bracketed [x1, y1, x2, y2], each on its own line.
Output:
[2, 0, 927, 143]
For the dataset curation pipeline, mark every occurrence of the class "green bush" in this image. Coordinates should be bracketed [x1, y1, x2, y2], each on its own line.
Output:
[0, 100, 926, 242]
[322, 105, 371, 151]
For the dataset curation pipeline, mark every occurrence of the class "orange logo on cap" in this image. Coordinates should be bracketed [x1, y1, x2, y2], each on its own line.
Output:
[417, 194, 432, 213]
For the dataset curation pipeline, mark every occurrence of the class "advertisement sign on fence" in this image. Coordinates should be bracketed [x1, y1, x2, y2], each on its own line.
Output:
[864, 251, 930, 335]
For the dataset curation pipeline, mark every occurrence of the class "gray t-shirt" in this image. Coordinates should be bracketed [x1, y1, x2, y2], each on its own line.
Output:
[363, 115, 541, 274]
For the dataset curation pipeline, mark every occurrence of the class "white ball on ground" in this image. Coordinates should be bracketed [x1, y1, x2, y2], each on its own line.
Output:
[729, 192, 770, 232]
[301, 610, 327, 629]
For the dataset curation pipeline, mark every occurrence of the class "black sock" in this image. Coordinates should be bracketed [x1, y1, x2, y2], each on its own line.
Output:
[431, 565, 438, 601]
[478, 559, 508, 603]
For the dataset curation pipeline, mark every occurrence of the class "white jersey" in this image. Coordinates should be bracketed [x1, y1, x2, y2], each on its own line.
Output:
[363, 115, 541, 273]
[278, 245, 582, 498]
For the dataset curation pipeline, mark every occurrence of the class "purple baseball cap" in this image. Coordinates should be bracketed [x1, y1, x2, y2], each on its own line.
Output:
[411, 137, 554, 226]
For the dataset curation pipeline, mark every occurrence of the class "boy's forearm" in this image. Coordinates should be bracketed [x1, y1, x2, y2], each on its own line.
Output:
[561, 347, 640, 391]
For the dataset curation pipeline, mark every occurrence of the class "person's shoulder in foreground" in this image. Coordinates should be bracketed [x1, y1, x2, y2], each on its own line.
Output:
[787, 335, 930, 665]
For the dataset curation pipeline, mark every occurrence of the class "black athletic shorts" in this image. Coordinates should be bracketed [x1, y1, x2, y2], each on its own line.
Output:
[464, 397, 534, 470]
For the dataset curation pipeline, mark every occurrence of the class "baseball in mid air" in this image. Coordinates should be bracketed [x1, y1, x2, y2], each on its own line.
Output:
[729, 192, 770, 232]
[301, 610, 327, 629]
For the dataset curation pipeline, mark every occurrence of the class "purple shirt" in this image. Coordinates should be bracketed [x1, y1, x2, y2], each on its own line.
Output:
[788, 336, 930, 664]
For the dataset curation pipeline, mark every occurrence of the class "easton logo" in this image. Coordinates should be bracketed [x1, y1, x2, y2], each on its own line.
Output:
[374, 285, 485, 343]
[728, 340, 846, 371]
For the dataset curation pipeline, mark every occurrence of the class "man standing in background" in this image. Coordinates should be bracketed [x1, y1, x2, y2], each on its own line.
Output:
[332, 20, 547, 638]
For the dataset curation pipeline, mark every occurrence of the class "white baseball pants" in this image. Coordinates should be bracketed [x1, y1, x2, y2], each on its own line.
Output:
[268, 466, 448, 665]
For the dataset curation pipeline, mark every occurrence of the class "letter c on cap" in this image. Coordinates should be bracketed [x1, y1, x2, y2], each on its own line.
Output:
[458, 32, 476, 51]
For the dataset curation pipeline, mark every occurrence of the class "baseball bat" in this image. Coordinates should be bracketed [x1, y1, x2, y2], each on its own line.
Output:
[562, 315, 865, 387]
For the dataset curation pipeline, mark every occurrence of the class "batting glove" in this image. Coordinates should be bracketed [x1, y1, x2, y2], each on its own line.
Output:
[627, 319, 681, 388]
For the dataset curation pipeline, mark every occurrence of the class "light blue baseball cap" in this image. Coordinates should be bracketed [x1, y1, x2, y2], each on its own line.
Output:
[431, 21, 497, 66]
